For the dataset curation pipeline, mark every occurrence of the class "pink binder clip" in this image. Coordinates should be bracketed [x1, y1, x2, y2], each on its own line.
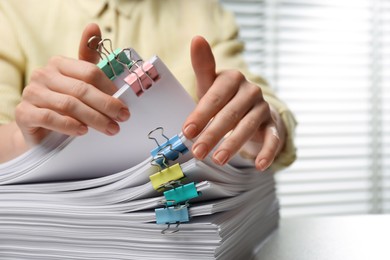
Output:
[124, 62, 159, 96]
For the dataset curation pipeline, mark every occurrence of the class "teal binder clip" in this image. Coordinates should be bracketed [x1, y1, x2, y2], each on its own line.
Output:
[155, 206, 189, 225]
[164, 182, 200, 206]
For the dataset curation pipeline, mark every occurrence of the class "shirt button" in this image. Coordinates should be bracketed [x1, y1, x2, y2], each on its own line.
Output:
[105, 26, 112, 33]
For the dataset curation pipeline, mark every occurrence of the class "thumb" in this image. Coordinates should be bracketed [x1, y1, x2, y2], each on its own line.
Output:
[191, 36, 217, 99]
[78, 23, 102, 64]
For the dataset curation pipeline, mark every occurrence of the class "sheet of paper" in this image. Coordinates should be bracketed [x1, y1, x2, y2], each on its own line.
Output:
[0, 55, 195, 184]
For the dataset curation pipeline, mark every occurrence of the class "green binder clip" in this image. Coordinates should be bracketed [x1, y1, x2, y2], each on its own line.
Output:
[97, 48, 133, 80]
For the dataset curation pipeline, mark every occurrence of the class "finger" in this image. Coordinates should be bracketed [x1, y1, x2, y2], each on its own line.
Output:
[22, 83, 121, 136]
[190, 35, 217, 99]
[46, 56, 118, 96]
[183, 70, 241, 140]
[16, 101, 88, 137]
[28, 69, 129, 122]
[192, 82, 262, 161]
[79, 23, 102, 64]
[255, 124, 280, 171]
[211, 101, 268, 166]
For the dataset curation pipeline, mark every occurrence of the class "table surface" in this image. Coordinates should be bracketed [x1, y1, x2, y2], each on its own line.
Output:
[254, 214, 390, 260]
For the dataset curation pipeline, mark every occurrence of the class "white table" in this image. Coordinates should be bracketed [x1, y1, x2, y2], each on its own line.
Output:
[254, 215, 390, 260]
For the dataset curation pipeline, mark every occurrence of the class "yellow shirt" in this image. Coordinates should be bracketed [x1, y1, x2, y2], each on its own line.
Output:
[0, 0, 296, 170]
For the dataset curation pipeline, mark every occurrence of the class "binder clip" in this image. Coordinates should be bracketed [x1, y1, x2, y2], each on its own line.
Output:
[155, 206, 190, 234]
[97, 48, 133, 80]
[148, 127, 188, 168]
[124, 61, 159, 96]
[149, 163, 185, 191]
[163, 182, 200, 206]
[88, 37, 133, 80]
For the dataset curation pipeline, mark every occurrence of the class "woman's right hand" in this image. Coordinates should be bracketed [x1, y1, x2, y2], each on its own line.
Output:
[15, 23, 130, 147]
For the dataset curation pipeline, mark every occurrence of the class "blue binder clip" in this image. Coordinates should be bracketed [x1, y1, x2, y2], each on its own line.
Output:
[148, 127, 188, 167]
[163, 182, 200, 206]
[155, 206, 189, 225]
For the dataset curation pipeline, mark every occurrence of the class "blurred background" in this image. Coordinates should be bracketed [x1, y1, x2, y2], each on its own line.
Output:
[221, 0, 390, 217]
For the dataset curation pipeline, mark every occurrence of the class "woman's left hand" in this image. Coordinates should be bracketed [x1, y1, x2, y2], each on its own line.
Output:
[182, 36, 286, 171]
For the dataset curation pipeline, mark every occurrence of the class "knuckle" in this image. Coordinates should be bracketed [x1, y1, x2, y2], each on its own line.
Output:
[21, 84, 39, 99]
[15, 103, 29, 124]
[82, 64, 101, 83]
[259, 102, 271, 116]
[48, 55, 63, 66]
[102, 96, 114, 111]
[204, 92, 222, 107]
[57, 96, 76, 112]
[201, 131, 218, 146]
[226, 70, 245, 83]
[30, 66, 58, 89]
[30, 69, 42, 81]
[63, 117, 76, 132]
[38, 109, 53, 125]
[69, 81, 89, 98]
[247, 85, 262, 100]
[30, 67, 50, 82]
[244, 117, 260, 132]
[222, 137, 240, 151]
[90, 111, 107, 126]
[219, 109, 240, 124]
[264, 103, 271, 115]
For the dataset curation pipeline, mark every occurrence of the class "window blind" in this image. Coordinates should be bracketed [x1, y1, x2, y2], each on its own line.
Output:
[221, 0, 390, 217]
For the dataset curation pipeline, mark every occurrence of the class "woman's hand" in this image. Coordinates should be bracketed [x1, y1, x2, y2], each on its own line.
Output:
[15, 24, 130, 147]
[183, 36, 286, 171]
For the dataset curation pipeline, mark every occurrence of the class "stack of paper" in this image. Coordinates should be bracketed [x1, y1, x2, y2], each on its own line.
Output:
[0, 46, 279, 259]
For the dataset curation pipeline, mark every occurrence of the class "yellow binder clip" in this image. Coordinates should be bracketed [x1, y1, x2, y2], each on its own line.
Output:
[149, 163, 185, 191]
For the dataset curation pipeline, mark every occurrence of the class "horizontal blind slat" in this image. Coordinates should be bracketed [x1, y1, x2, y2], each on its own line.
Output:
[221, 0, 388, 216]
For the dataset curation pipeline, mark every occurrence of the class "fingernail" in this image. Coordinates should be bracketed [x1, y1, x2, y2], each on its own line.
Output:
[213, 150, 230, 165]
[106, 122, 120, 135]
[78, 125, 88, 135]
[117, 108, 130, 121]
[192, 143, 208, 160]
[183, 123, 198, 138]
[257, 159, 268, 171]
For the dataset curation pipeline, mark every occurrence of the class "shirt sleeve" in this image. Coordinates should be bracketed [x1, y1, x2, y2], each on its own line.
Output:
[0, 2, 25, 125]
[206, 1, 298, 171]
